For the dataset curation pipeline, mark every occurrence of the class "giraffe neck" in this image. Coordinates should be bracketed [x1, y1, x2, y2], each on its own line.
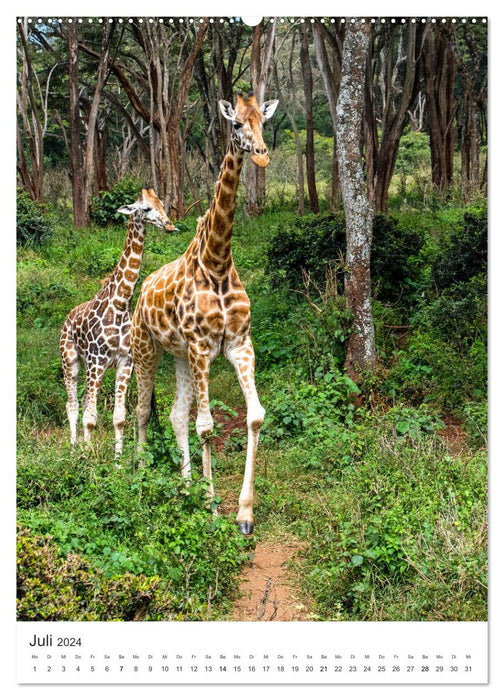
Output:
[199, 141, 244, 276]
[109, 216, 146, 302]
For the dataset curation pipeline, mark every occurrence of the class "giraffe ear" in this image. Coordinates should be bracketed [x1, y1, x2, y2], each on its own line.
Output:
[117, 204, 136, 215]
[261, 99, 279, 120]
[219, 100, 236, 121]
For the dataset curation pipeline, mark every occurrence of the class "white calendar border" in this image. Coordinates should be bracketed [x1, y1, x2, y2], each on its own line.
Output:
[4, 0, 502, 697]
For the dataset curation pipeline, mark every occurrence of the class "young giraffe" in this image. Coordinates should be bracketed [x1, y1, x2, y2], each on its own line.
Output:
[131, 93, 278, 534]
[60, 188, 176, 458]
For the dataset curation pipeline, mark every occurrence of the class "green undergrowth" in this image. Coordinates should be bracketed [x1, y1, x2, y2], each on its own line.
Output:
[17, 433, 252, 620]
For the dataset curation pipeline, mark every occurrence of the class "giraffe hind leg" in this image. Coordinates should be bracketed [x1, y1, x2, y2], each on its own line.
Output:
[131, 322, 163, 449]
[113, 356, 134, 461]
[187, 349, 215, 502]
[170, 357, 195, 479]
[60, 333, 80, 446]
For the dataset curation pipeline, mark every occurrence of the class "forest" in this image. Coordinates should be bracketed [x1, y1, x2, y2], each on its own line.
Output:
[17, 16, 487, 622]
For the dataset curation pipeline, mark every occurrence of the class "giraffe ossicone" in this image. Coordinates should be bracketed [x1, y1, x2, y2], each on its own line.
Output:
[59, 188, 176, 460]
[131, 93, 278, 535]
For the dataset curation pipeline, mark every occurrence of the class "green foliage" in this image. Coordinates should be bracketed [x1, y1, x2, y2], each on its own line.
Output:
[17, 524, 179, 621]
[265, 212, 424, 304]
[432, 208, 487, 290]
[17, 259, 81, 328]
[17, 445, 251, 619]
[386, 403, 444, 439]
[418, 274, 487, 346]
[295, 424, 487, 621]
[90, 177, 144, 226]
[262, 364, 359, 447]
[17, 188, 54, 247]
[384, 333, 486, 410]
[462, 400, 488, 450]
[394, 130, 431, 179]
[16, 205, 487, 624]
[371, 214, 424, 304]
[265, 213, 346, 290]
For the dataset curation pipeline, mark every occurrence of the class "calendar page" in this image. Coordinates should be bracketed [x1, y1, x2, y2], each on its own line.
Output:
[14, 3, 490, 691]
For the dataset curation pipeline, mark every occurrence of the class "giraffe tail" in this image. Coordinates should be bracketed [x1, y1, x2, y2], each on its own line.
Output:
[150, 389, 162, 434]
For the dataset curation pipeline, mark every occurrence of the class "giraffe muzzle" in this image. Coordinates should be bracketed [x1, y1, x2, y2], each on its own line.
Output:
[251, 152, 270, 168]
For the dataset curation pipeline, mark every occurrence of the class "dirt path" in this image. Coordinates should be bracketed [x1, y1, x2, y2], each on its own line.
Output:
[441, 414, 469, 455]
[232, 542, 311, 621]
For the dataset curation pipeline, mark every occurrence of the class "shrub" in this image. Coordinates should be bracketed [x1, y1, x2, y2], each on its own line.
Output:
[463, 400, 488, 450]
[265, 213, 346, 290]
[386, 403, 445, 440]
[418, 274, 487, 347]
[17, 441, 251, 620]
[90, 177, 144, 226]
[383, 332, 486, 410]
[371, 214, 424, 304]
[17, 188, 53, 247]
[298, 427, 487, 621]
[265, 212, 424, 304]
[17, 524, 179, 621]
[262, 363, 359, 447]
[432, 208, 487, 290]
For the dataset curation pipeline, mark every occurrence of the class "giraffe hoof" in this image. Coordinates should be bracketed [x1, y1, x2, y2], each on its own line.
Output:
[237, 521, 254, 536]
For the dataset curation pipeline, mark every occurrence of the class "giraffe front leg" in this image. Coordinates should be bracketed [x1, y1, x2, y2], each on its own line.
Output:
[170, 357, 195, 480]
[188, 349, 215, 501]
[225, 337, 265, 535]
[113, 356, 133, 461]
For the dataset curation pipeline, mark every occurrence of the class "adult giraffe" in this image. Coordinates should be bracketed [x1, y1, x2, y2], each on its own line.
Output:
[131, 93, 278, 534]
[60, 188, 176, 458]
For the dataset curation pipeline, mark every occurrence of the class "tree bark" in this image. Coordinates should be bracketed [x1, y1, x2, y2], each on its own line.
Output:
[245, 19, 276, 217]
[336, 20, 375, 381]
[422, 23, 456, 191]
[16, 20, 54, 201]
[300, 23, 319, 214]
[448, 23, 487, 203]
[273, 33, 304, 214]
[67, 20, 87, 228]
[312, 20, 344, 211]
[364, 21, 425, 213]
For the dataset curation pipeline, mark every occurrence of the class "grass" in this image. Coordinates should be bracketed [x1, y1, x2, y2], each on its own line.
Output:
[16, 201, 487, 622]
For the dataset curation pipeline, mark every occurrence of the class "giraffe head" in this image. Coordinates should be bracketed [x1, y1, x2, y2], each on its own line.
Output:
[219, 92, 279, 167]
[117, 188, 178, 231]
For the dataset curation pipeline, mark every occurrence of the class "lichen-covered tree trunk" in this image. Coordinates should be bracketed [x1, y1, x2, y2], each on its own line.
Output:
[336, 20, 375, 382]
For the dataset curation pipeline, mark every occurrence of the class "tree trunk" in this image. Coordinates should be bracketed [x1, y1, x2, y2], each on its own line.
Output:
[82, 23, 113, 207]
[423, 23, 456, 191]
[94, 116, 109, 192]
[313, 20, 344, 211]
[330, 137, 341, 210]
[300, 23, 319, 214]
[364, 21, 424, 213]
[336, 20, 375, 382]
[273, 35, 304, 214]
[16, 20, 47, 201]
[68, 20, 87, 228]
[245, 19, 276, 217]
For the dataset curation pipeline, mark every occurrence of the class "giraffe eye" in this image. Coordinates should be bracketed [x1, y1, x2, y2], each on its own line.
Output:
[232, 121, 242, 130]
[142, 206, 151, 212]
